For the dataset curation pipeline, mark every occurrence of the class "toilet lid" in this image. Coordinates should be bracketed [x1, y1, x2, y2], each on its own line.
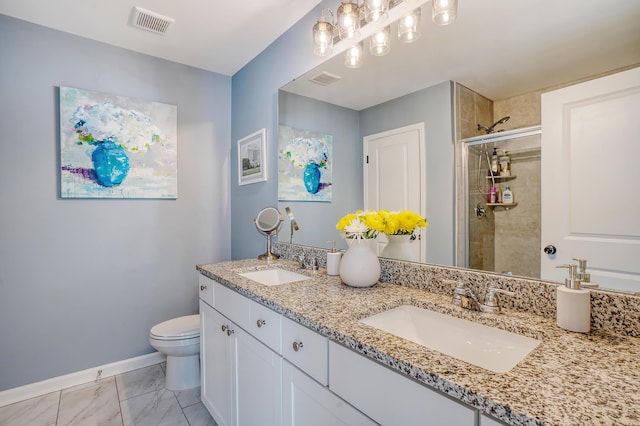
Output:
[150, 314, 200, 340]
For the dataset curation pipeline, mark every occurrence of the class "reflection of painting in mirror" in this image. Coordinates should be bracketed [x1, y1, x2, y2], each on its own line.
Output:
[278, 125, 333, 202]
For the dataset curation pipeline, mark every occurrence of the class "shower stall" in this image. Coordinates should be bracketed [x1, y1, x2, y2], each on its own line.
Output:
[461, 126, 542, 277]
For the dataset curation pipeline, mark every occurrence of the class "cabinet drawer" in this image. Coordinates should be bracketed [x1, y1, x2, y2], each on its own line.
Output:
[329, 342, 476, 426]
[281, 316, 328, 385]
[198, 274, 215, 307]
[214, 282, 251, 331]
[249, 300, 282, 354]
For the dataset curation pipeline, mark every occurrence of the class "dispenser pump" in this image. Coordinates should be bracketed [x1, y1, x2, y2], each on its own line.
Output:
[557, 264, 581, 289]
[555, 263, 590, 333]
[326, 240, 341, 276]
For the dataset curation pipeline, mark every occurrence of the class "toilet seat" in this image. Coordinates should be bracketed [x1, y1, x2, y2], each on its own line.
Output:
[150, 314, 200, 341]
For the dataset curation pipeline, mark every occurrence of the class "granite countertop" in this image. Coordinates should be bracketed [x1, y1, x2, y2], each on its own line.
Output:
[197, 259, 640, 426]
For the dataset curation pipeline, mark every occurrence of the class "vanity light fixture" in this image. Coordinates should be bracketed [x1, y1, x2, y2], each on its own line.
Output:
[345, 42, 364, 68]
[337, 1, 361, 40]
[398, 8, 421, 42]
[313, 9, 335, 56]
[432, 0, 458, 25]
[370, 25, 391, 56]
[364, 0, 389, 23]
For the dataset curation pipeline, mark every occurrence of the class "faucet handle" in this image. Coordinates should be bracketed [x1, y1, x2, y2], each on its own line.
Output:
[483, 287, 515, 312]
[445, 280, 466, 306]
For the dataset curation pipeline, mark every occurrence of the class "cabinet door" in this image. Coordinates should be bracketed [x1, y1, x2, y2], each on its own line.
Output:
[329, 342, 476, 426]
[282, 361, 376, 426]
[235, 327, 282, 426]
[200, 301, 234, 426]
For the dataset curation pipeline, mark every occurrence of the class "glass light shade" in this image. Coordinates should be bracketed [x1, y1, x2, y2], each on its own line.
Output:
[369, 25, 391, 56]
[364, 0, 389, 23]
[313, 18, 334, 56]
[345, 42, 364, 68]
[337, 1, 360, 40]
[398, 8, 421, 43]
[432, 0, 458, 25]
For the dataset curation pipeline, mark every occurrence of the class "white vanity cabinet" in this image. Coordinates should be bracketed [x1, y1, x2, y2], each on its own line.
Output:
[329, 342, 477, 426]
[199, 273, 482, 426]
[199, 278, 282, 426]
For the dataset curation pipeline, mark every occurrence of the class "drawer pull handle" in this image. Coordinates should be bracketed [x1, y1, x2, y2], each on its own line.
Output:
[226, 328, 235, 337]
[200, 285, 207, 291]
[256, 319, 266, 328]
[221, 324, 227, 333]
[292, 341, 304, 352]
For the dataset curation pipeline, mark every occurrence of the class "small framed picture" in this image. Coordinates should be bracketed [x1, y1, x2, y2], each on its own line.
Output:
[237, 128, 267, 186]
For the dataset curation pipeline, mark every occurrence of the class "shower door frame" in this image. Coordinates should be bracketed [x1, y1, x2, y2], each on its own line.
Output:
[457, 126, 542, 271]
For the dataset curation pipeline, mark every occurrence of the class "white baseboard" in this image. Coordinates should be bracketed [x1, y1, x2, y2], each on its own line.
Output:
[0, 351, 166, 408]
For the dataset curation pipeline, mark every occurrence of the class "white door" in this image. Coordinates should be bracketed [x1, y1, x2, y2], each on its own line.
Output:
[364, 123, 426, 261]
[541, 67, 640, 292]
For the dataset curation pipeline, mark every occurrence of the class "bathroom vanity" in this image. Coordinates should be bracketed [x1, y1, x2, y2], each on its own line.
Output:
[197, 256, 640, 426]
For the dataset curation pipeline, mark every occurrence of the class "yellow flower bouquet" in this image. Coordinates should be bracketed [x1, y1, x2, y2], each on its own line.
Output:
[336, 209, 427, 239]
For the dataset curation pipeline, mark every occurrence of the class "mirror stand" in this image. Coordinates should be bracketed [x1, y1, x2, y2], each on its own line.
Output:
[258, 233, 279, 260]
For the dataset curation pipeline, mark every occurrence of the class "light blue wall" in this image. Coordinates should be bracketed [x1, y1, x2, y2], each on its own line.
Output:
[360, 83, 456, 265]
[277, 92, 362, 251]
[0, 15, 231, 390]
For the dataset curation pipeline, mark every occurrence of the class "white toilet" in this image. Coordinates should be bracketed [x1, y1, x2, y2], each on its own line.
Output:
[149, 314, 201, 391]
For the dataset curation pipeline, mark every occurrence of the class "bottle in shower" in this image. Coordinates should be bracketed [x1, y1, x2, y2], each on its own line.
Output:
[491, 148, 499, 176]
[503, 185, 513, 204]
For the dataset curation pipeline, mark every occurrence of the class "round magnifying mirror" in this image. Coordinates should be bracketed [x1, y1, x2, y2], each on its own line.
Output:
[255, 207, 283, 234]
[254, 207, 283, 260]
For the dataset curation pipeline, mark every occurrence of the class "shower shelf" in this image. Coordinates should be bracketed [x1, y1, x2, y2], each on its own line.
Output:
[487, 202, 518, 209]
[485, 175, 516, 180]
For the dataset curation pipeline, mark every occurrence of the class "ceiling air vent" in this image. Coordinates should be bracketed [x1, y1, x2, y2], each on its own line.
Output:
[309, 71, 342, 86]
[131, 7, 175, 35]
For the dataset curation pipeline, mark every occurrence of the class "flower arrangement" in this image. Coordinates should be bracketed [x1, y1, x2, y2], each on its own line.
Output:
[336, 209, 428, 239]
[282, 137, 329, 168]
[71, 101, 162, 151]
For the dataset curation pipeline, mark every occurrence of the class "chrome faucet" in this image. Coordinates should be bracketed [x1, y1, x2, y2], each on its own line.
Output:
[451, 282, 515, 314]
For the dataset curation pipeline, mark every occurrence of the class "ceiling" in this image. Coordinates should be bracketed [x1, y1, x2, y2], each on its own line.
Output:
[1, 0, 639, 105]
[0, 0, 322, 76]
[283, 0, 640, 109]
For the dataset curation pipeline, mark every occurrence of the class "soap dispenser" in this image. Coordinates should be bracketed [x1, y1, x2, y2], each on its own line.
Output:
[326, 240, 342, 276]
[556, 264, 591, 333]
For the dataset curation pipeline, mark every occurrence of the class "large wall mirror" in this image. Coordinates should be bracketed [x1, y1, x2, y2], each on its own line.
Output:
[277, 0, 640, 293]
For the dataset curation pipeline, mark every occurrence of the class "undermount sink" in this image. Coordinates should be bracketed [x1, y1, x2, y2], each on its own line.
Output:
[360, 305, 541, 373]
[238, 268, 312, 286]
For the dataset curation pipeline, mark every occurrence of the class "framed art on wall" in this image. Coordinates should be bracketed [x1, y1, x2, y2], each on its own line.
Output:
[59, 86, 178, 199]
[238, 128, 267, 185]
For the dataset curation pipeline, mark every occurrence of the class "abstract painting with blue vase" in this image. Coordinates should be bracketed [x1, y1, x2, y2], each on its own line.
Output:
[278, 125, 332, 202]
[59, 86, 177, 198]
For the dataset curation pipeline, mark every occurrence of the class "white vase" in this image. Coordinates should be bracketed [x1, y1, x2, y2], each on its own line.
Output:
[339, 238, 381, 288]
[380, 234, 416, 262]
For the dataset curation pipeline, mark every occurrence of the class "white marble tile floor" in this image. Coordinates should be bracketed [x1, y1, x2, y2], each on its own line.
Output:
[0, 363, 216, 426]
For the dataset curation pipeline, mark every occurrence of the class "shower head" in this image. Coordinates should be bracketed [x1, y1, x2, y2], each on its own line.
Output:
[477, 116, 511, 134]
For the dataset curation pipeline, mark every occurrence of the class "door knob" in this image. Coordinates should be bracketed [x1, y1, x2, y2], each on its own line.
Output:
[292, 341, 303, 352]
[544, 245, 557, 255]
